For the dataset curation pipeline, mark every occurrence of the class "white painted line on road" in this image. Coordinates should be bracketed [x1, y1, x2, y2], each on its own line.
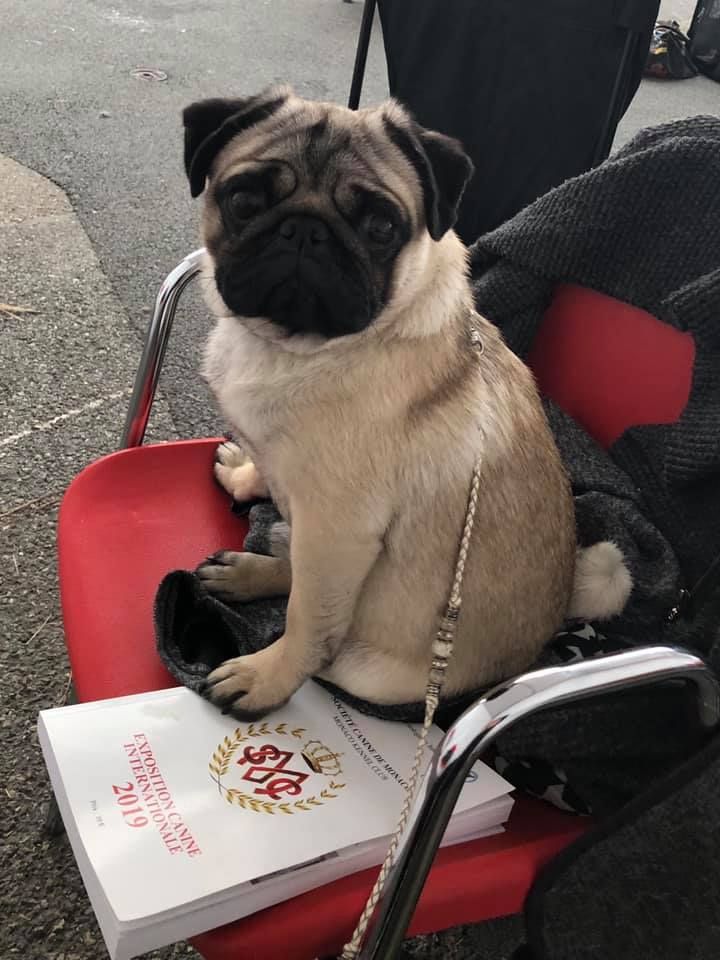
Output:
[0, 389, 131, 450]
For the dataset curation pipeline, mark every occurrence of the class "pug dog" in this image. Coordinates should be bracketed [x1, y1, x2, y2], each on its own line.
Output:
[183, 87, 631, 719]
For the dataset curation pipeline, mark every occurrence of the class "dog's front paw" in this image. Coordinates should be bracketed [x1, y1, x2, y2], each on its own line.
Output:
[202, 649, 296, 720]
[198, 550, 256, 601]
[197, 550, 291, 601]
[213, 441, 268, 502]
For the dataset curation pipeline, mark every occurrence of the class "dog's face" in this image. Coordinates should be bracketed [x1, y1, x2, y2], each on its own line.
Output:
[183, 87, 473, 339]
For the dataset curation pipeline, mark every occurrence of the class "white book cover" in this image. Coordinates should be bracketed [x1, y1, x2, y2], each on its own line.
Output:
[39, 681, 513, 959]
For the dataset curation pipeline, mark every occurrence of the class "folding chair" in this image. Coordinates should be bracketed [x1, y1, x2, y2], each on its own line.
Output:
[48, 247, 720, 959]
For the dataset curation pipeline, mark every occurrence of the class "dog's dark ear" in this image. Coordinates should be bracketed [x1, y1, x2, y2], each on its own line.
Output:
[182, 90, 289, 198]
[383, 112, 474, 240]
[416, 129, 474, 240]
[183, 97, 251, 193]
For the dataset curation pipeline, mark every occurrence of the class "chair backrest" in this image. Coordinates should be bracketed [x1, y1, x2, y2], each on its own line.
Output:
[527, 284, 695, 449]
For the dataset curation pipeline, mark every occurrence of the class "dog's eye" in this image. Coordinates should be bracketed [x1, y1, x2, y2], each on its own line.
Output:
[226, 188, 266, 223]
[365, 214, 396, 245]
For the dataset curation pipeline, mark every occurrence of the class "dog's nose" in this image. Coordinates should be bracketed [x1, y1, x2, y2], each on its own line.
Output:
[278, 216, 329, 249]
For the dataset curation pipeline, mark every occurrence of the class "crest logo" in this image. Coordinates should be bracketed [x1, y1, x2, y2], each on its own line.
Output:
[209, 722, 346, 815]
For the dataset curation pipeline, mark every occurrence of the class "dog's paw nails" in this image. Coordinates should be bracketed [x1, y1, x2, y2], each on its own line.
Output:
[197, 551, 253, 601]
[203, 653, 295, 720]
[213, 447, 268, 502]
[199, 550, 237, 569]
[204, 659, 251, 699]
[203, 658, 273, 720]
[214, 439, 247, 469]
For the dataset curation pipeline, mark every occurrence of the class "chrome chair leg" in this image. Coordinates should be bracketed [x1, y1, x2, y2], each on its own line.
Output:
[121, 248, 206, 449]
[358, 645, 720, 959]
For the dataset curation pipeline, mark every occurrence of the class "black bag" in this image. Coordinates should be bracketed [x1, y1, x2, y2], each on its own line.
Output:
[689, 0, 720, 80]
[645, 20, 698, 77]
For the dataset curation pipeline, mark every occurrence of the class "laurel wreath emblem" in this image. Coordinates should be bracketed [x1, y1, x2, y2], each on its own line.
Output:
[208, 722, 346, 815]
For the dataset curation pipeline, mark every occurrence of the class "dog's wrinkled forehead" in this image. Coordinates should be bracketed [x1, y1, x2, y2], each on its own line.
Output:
[183, 86, 474, 241]
[191, 90, 420, 218]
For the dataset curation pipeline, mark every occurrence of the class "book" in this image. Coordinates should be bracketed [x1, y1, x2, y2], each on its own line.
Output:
[39, 681, 514, 959]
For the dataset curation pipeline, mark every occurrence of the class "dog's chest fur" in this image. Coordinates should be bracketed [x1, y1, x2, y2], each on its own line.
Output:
[202, 316, 390, 517]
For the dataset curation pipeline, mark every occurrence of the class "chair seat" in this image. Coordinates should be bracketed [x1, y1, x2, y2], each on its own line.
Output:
[59, 439, 247, 702]
[58, 439, 588, 960]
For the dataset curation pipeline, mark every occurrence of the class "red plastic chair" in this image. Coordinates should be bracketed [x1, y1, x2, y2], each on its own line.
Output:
[52, 252, 718, 959]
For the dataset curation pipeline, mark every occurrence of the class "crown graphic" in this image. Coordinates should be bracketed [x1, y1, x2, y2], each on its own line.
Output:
[300, 740, 343, 777]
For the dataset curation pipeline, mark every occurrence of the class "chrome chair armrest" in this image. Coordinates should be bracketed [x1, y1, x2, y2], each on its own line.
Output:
[359, 645, 720, 959]
[121, 248, 206, 448]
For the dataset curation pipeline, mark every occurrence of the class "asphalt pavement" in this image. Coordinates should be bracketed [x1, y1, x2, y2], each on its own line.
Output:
[0, 0, 390, 440]
[0, 0, 717, 958]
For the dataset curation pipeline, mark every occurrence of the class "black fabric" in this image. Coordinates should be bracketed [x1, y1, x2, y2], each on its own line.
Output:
[689, 0, 720, 81]
[155, 570, 286, 691]
[689, 551, 720, 621]
[512, 948, 535, 960]
[155, 502, 288, 691]
[522, 733, 720, 960]
[376, 0, 658, 243]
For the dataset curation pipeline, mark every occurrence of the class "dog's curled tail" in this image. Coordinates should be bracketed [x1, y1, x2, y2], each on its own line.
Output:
[567, 541, 633, 622]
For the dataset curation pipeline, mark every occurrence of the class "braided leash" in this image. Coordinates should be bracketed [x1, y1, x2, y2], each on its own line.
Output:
[338, 449, 484, 960]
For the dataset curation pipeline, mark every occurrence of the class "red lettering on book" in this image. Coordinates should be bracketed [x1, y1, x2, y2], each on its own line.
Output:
[111, 782, 149, 828]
